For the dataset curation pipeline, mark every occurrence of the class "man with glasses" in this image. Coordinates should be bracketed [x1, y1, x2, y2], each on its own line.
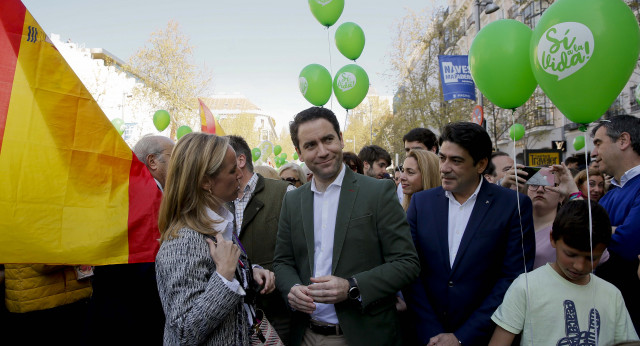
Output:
[226, 135, 295, 343]
[591, 115, 640, 331]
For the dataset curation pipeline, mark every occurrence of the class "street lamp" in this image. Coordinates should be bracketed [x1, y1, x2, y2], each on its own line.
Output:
[474, 0, 500, 128]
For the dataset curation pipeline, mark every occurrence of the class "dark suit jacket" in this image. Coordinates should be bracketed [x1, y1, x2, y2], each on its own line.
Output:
[404, 179, 535, 345]
[273, 168, 420, 346]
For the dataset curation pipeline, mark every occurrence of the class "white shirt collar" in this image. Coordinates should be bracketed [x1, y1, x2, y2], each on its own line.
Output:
[311, 164, 346, 193]
[444, 176, 484, 206]
[205, 206, 235, 240]
[611, 164, 640, 188]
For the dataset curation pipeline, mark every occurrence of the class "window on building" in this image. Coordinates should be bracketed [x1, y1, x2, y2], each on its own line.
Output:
[630, 85, 639, 112]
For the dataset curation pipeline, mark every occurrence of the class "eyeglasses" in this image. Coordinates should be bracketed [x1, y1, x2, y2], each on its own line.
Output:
[282, 177, 300, 185]
[527, 184, 558, 192]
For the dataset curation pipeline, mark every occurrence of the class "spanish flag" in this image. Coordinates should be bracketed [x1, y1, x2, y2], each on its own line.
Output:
[0, 0, 161, 264]
[199, 98, 225, 135]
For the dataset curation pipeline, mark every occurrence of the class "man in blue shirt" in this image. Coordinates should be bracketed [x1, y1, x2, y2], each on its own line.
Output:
[591, 114, 640, 331]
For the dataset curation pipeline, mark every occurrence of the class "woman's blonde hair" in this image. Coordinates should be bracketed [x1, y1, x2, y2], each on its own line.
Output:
[279, 162, 306, 184]
[158, 133, 230, 243]
[254, 165, 280, 180]
[574, 168, 603, 188]
[402, 149, 441, 211]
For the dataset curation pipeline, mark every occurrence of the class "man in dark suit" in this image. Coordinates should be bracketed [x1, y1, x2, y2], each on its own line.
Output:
[273, 107, 420, 346]
[404, 122, 535, 346]
[226, 135, 294, 343]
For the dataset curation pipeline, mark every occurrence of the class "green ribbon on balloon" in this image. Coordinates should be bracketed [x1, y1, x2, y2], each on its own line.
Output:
[509, 123, 525, 141]
[153, 110, 170, 132]
[308, 0, 344, 27]
[335, 22, 365, 61]
[111, 118, 125, 136]
[530, 0, 640, 124]
[333, 64, 369, 110]
[299, 64, 332, 106]
[176, 125, 192, 140]
[251, 148, 261, 162]
[573, 136, 585, 151]
[470, 20, 538, 110]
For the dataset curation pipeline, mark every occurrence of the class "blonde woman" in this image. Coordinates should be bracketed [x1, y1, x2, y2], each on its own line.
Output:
[574, 168, 606, 202]
[401, 149, 441, 211]
[278, 162, 306, 188]
[156, 133, 275, 345]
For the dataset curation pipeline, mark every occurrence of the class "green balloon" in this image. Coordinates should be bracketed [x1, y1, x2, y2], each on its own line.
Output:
[153, 110, 171, 132]
[274, 145, 282, 156]
[280, 153, 287, 160]
[251, 148, 261, 162]
[308, 0, 344, 27]
[176, 125, 192, 140]
[293, 152, 299, 160]
[299, 64, 332, 106]
[333, 64, 369, 110]
[573, 136, 585, 151]
[259, 141, 273, 158]
[509, 124, 525, 141]
[335, 22, 365, 61]
[469, 20, 537, 110]
[111, 118, 125, 136]
[531, 0, 640, 124]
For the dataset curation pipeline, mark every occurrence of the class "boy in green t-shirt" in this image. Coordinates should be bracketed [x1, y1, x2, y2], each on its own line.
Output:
[489, 200, 638, 345]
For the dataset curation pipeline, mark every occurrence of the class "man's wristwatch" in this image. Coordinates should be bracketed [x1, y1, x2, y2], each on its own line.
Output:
[347, 277, 360, 300]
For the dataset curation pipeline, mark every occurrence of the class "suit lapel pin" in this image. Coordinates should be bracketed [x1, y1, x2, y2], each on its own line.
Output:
[485, 200, 489, 204]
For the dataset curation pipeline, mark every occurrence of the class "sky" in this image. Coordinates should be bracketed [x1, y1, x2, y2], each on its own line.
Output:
[22, 0, 440, 129]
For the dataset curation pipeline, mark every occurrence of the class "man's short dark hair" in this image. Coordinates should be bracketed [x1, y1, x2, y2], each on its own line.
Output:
[491, 151, 510, 160]
[564, 156, 579, 165]
[552, 200, 611, 251]
[439, 122, 492, 166]
[403, 128, 438, 152]
[290, 107, 341, 150]
[591, 115, 640, 156]
[227, 135, 253, 173]
[358, 145, 391, 166]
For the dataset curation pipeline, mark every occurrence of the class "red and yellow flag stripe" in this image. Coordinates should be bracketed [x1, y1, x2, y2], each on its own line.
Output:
[0, 0, 161, 264]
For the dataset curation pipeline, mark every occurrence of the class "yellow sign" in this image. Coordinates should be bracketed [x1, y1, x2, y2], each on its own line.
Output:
[526, 150, 562, 166]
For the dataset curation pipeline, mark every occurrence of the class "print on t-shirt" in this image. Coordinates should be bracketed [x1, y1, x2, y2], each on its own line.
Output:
[558, 300, 600, 345]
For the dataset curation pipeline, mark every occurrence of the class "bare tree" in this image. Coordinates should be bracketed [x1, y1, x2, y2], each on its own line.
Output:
[126, 21, 212, 139]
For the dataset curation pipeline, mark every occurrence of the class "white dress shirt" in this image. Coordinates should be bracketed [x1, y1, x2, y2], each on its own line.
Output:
[310, 164, 346, 324]
[445, 178, 483, 267]
[611, 164, 640, 188]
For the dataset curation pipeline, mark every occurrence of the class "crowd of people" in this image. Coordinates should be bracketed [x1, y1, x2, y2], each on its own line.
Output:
[1, 109, 639, 346]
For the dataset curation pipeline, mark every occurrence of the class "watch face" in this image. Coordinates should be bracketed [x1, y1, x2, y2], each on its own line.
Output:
[348, 287, 360, 299]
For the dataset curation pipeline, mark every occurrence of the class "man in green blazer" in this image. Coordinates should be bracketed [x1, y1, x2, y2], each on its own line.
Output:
[273, 107, 420, 346]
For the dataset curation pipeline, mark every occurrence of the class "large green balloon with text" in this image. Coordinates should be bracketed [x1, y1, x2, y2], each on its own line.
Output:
[299, 64, 332, 106]
[333, 64, 369, 110]
[335, 22, 365, 61]
[531, 0, 640, 124]
[308, 0, 344, 27]
[469, 20, 537, 109]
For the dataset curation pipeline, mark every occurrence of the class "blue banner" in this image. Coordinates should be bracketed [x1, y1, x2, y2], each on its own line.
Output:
[438, 55, 476, 101]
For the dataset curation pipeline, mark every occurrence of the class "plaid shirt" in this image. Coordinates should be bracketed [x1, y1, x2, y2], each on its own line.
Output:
[233, 173, 259, 236]
[233, 172, 295, 237]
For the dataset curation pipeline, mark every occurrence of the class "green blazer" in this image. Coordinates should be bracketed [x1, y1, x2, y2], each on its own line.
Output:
[273, 167, 420, 346]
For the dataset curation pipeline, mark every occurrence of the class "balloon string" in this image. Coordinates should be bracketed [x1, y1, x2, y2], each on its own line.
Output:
[511, 109, 534, 345]
[583, 136, 597, 346]
[327, 27, 334, 110]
